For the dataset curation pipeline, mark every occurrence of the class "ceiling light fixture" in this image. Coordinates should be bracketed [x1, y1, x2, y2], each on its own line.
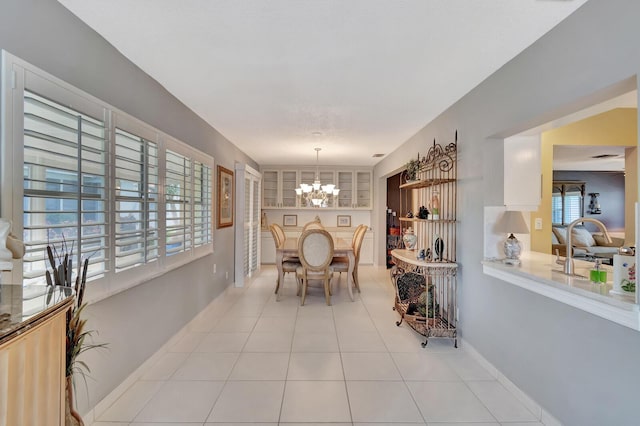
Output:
[295, 147, 339, 208]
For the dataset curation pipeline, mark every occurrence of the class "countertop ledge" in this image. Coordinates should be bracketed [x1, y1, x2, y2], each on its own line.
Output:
[482, 252, 639, 331]
[1, 284, 75, 344]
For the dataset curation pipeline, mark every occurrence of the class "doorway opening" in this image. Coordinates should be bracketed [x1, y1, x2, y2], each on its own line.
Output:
[386, 171, 407, 268]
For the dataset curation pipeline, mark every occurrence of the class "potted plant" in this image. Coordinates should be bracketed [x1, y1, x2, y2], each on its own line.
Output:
[404, 157, 422, 182]
[46, 238, 105, 426]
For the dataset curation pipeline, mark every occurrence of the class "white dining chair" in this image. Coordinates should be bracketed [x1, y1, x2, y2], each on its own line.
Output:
[296, 229, 334, 306]
[269, 223, 301, 295]
[331, 224, 366, 293]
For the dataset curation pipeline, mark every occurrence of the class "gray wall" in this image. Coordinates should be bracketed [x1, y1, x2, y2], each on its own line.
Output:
[0, 0, 258, 414]
[554, 170, 626, 232]
[374, 0, 640, 424]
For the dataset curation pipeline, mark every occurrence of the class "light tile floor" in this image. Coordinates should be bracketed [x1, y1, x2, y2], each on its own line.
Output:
[93, 265, 543, 426]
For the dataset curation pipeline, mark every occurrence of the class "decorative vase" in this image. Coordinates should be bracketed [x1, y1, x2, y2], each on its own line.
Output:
[66, 375, 84, 426]
[403, 228, 417, 250]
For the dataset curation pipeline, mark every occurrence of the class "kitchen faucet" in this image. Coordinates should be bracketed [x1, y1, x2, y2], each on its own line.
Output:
[557, 217, 612, 275]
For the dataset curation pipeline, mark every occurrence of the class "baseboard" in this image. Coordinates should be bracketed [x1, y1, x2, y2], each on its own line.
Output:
[460, 338, 562, 426]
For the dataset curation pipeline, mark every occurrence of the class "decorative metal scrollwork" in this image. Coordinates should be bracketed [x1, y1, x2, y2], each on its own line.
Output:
[420, 131, 457, 173]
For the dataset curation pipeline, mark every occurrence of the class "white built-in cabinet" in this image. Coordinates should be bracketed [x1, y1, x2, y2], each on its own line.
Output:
[504, 135, 541, 211]
[262, 169, 298, 208]
[337, 170, 372, 209]
[261, 167, 372, 210]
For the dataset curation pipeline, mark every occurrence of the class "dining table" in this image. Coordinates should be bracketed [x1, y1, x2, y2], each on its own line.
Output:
[275, 237, 356, 302]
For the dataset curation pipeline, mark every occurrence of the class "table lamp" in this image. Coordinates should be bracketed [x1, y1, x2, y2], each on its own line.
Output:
[495, 210, 529, 265]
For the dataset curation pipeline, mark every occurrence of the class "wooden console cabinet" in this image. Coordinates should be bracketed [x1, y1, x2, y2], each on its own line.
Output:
[0, 284, 74, 426]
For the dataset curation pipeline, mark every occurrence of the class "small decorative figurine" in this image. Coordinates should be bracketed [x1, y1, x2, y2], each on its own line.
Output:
[406, 211, 413, 218]
[431, 190, 440, 220]
[418, 206, 429, 219]
[417, 249, 426, 261]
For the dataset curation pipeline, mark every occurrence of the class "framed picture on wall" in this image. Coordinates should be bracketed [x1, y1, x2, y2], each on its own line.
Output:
[337, 215, 351, 227]
[217, 165, 234, 228]
[283, 214, 297, 227]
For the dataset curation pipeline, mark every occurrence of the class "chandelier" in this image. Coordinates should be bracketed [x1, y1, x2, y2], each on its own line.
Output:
[295, 147, 340, 207]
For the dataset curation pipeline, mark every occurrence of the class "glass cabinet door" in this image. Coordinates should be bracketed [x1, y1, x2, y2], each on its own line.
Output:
[262, 170, 278, 208]
[337, 171, 353, 208]
[356, 171, 372, 208]
[281, 170, 298, 207]
[262, 168, 372, 210]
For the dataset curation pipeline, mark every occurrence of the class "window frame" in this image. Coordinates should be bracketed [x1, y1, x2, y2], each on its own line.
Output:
[551, 181, 586, 226]
[1, 51, 214, 304]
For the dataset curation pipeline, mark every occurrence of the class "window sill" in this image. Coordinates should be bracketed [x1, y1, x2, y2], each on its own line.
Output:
[84, 247, 213, 306]
[482, 251, 639, 331]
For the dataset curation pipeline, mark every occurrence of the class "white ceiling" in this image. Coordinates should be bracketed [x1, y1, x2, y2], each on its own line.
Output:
[58, 0, 589, 167]
[553, 145, 627, 171]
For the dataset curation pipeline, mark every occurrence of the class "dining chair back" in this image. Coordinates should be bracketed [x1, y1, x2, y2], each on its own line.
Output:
[296, 229, 334, 305]
[271, 223, 287, 247]
[269, 223, 282, 248]
[352, 224, 366, 246]
[302, 220, 325, 232]
[331, 224, 366, 293]
[351, 225, 367, 292]
[269, 223, 300, 295]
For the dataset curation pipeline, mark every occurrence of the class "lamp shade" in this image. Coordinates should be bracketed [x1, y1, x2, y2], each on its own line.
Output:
[495, 211, 529, 234]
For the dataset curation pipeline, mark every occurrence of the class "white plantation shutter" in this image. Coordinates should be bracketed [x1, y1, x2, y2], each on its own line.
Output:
[165, 149, 192, 256]
[244, 177, 251, 275]
[114, 128, 159, 271]
[234, 164, 261, 287]
[552, 182, 584, 225]
[552, 194, 562, 224]
[5, 53, 214, 297]
[193, 161, 213, 247]
[251, 179, 260, 272]
[22, 90, 107, 284]
[564, 193, 582, 224]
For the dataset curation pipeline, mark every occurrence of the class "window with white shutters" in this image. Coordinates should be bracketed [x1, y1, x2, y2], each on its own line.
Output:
[114, 128, 159, 271]
[22, 90, 107, 284]
[4, 52, 214, 299]
[552, 181, 585, 225]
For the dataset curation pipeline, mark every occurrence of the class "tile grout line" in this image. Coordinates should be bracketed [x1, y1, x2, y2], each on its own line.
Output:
[332, 303, 355, 425]
[92, 265, 548, 425]
[276, 300, 298, 425]
[364, 275, 429, 425]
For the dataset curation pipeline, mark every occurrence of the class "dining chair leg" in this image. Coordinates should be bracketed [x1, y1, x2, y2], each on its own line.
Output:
[300, 279, 307, 306]
[323, 279, 331, 306]
[353, 269, 361, 293]
[275, 276, 280, 294]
